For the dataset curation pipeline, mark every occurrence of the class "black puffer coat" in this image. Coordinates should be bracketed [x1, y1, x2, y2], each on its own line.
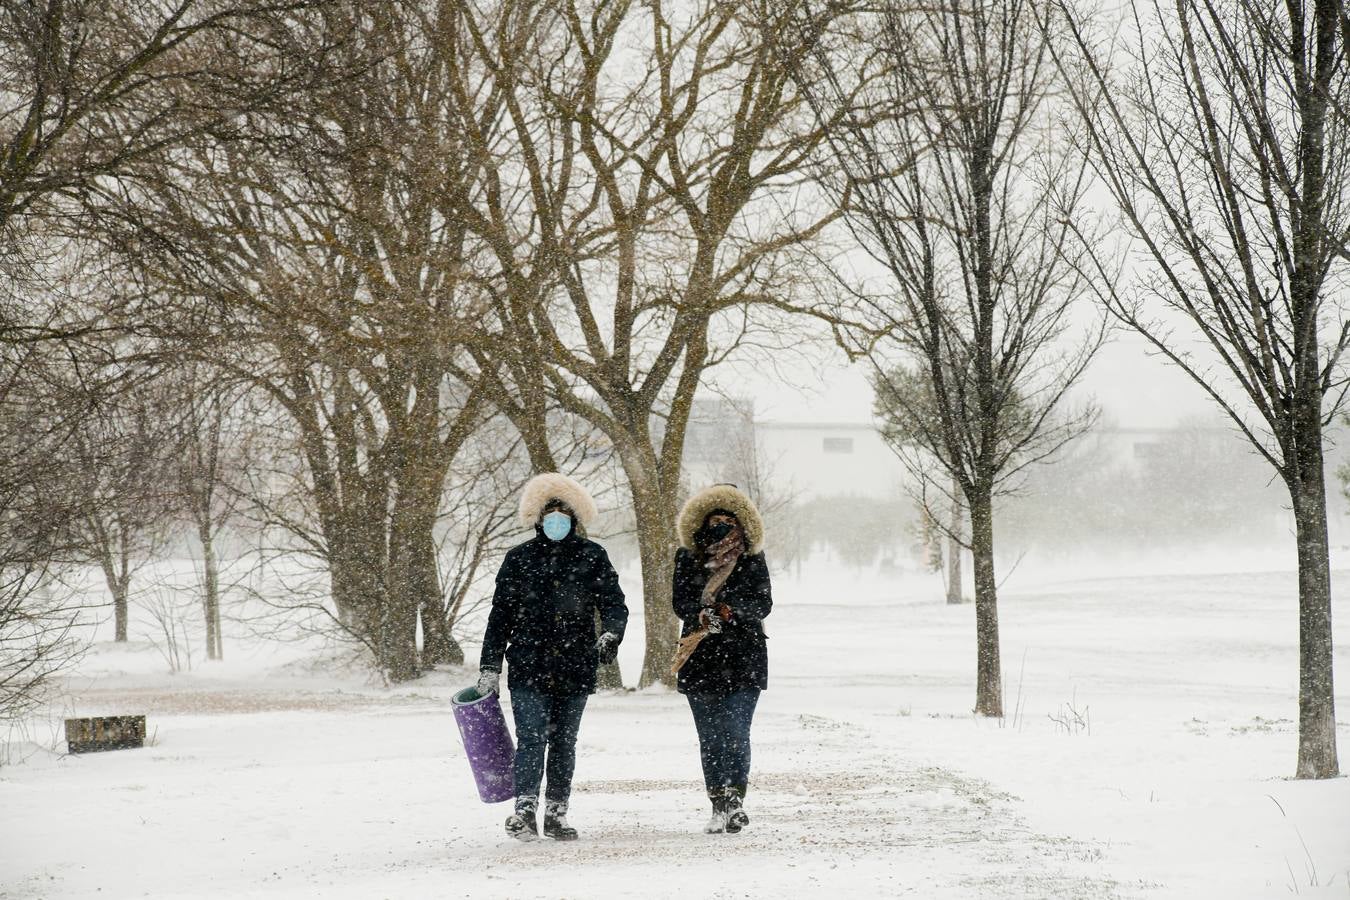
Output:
[672, 548, 772, 695]
[480, 528, 628, 696]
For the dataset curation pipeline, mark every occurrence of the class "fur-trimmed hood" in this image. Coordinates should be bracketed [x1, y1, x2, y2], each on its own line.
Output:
[518, 473, 598, 529]
[677, 484, 764, 555]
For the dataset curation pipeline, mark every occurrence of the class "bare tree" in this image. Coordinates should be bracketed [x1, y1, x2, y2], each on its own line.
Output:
[0, 0, 337, 274]
[449, 0, 859, 686]
[142, 585, 195, 673]
[170, 369, 252, 661]
[65, 377, 178, 642]
[803, 0, 1104, 716]
[0, 0, 346, 665]
[1048, 0, 1347, 777]
[99, 1, 507, 681]
[0, 338, 88, 722]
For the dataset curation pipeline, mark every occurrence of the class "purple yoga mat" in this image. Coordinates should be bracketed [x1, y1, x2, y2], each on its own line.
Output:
[452, 686, 516, 804]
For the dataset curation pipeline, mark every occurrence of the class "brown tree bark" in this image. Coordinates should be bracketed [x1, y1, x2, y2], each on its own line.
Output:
[98, 546, 131, 643]
[968, 489, 1002, 718]
[1290, 401, 1339, 778]
[112, 584, 129, 644]
[1285, 0, 1340, 779]
[388, 475, 455, 673]
[621, 455, 681, 688]
[384, 509, 427, 682]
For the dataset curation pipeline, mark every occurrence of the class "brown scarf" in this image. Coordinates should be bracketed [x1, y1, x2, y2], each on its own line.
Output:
[670, 525, 746, 677]
[701, 524, 745, 605]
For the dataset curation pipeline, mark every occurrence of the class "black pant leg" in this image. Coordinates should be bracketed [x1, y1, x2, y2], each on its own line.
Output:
[725, 688, 760, 787]
[543, 692, 588, 803]
[687, 692, 735, 790]
[509, 685, 549, 800]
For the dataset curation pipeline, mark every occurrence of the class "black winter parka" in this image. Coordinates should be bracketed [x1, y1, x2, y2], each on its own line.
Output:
[672, 548, 772, 695]
[480, 528, 628, 696]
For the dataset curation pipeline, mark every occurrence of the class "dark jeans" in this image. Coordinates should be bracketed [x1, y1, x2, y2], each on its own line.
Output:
[509, 685, 588, 804]
[686, 688, 760, 792]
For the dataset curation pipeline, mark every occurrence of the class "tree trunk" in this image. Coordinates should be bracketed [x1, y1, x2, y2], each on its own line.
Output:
[946, 483, 964, 605]
[422, 571, 462, 667]
[1283, 0, 1340, 779]
[411, 514, 456, 668]
[380, 573, 421, 683]
[945, 533, 963, 605]
[100, 549, 130, 643]
[388, 429, 460, 678]
[113, 584, 129, 643]
[1289, 414, 1340, 778]
[327, 536, 362, 633]
[636, 532, 677, 688]
[419, 554, 463, 668]
[626, 466, 679, 688]
[329, 518, 389, 661]
[200, 523, 223, 661]
[385, 494, 432, 683]
[327, 520, 387, 642]
[968, 489, 1002, 717]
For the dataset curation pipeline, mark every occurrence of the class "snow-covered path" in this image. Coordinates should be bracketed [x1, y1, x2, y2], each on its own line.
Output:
[2, 567, 1347, 898]
[0, 683, 1119, 899]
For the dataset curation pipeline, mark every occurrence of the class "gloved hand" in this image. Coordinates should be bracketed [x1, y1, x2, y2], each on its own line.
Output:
[595, 632, 621, 665]
[476, 668, 500, 696]
[699, 604, 732, 633]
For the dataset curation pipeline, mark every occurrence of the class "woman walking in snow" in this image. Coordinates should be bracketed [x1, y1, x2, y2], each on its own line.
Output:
[477, 473, 628, 842]
[672, 484, 772, 834]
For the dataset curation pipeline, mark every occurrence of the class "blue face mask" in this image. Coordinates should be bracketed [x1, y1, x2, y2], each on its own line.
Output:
[541, 511, 572, 541]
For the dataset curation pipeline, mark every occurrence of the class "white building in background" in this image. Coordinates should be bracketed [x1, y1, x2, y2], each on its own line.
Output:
[679, 395, 1350, 542]
[679, 397, 907, 502]
[677, 398, 887, 496]
[755, 420, 906, 501]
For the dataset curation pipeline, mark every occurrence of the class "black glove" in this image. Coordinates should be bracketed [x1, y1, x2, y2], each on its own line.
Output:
[595, 632, 620, 664]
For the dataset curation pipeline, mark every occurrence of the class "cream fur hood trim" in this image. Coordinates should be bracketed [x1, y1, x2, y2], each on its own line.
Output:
[678, 484, 765, 555]
[518, 473, 598, 529]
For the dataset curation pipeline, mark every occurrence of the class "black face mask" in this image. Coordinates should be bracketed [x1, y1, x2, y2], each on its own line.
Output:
[698, 521, 734, 545]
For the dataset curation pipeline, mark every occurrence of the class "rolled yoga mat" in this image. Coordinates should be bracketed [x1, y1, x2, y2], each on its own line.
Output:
[452, 686, 516, 803]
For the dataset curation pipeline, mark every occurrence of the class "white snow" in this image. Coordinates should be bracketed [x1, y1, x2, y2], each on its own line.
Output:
[1, 564, 1347, 899]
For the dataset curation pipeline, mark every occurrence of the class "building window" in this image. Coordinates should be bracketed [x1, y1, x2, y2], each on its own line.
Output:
[822, 437, 854, 454]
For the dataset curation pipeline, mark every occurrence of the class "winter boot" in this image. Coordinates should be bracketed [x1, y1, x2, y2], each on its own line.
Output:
[703, 789, 730, 834]
[543, 800, 578, 841]
[505, 796, 539, 841]
[725, 785, 749, 833]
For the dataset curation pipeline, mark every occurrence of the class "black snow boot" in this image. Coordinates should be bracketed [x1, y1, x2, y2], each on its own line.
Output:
[505, 796, 539, 841]
[543, 800, 578, 841]
[704, 789, 730, 834]
[725, 785, 749, 833]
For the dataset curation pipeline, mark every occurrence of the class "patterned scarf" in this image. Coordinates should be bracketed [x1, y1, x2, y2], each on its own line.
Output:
[701, 524, 745, 607]
[670, 523, 747, 677]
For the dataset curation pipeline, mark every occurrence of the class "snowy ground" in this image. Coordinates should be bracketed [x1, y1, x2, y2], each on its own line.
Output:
[2, 564, 1348, 899]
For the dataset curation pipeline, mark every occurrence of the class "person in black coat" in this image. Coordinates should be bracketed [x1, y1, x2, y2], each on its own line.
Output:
[477, 473, 627, 842]
[671, 483, 772, 834]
